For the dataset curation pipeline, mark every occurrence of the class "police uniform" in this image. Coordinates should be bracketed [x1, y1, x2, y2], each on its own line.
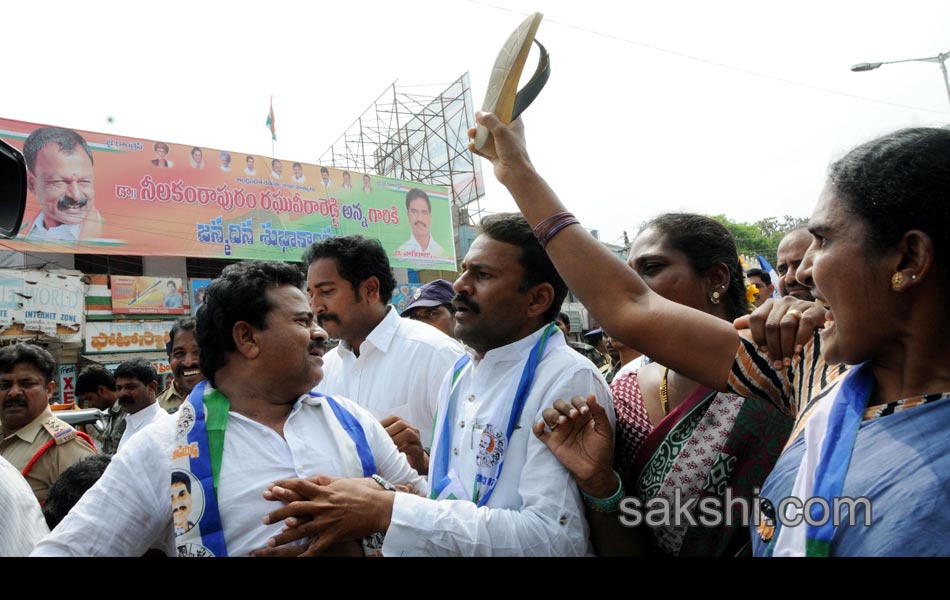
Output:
[156, 382, 185, 414]
[0, 407, 97, 503]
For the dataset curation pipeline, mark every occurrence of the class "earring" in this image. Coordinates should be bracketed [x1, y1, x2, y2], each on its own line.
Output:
[710, 290, 721, 304]
[911, 274, 917, 280]
[891, 272, 903, 290]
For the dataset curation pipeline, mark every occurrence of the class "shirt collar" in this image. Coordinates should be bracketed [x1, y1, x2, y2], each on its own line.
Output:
[124, 401, 162, 427]
[6, 407, 54, 444]
[339, 305, 399, 355]
[169, 381, 186, 400]
[473, 322, 563, 367]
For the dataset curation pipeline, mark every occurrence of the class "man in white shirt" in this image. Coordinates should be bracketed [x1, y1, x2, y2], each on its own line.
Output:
[262, 213, 615, 556]
[32, 260, 425, 557]
[306, 236, 464, 474]
[113, 358, 173, 450]
[292, 162, 305, 183]
[319, 166, 333, 190]
[396, 188, 444, 258]
[243, 155, 256, 176]
[0, 455, 49, 556]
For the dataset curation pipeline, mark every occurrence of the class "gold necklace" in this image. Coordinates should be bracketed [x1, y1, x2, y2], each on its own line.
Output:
[659, 366, 670, 416]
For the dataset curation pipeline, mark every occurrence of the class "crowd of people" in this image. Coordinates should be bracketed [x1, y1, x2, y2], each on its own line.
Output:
[1, 112, 947, 557]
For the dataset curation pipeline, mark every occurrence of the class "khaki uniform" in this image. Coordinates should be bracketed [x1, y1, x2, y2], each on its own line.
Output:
[156, 382, 185, 414]
[1, 408, 97, 503]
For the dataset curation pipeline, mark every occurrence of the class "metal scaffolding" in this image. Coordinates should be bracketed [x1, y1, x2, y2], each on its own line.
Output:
[318, 73, 486, 256]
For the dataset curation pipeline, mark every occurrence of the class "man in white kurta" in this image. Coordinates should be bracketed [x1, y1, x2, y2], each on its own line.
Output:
[0, 455, 49, 556]
[31, 391, 424, 556]
[33, 261, 424, 557]
[384, 323, 614, 555]
[264, 213, 615, 556]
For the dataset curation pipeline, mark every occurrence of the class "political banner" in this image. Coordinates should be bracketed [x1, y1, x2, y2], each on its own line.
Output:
[0, 117, 455, 269]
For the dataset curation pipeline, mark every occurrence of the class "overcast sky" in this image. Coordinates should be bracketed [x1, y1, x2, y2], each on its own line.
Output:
[3, 0, 948, 246]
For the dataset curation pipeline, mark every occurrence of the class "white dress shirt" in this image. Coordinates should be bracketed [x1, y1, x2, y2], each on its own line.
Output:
[396, 235, 444, 258]
[33, 393, 424, 557]
[317, 306, 464, 447]
[118, 401, 172, 450]
[0, 455, 49, 556]
[382, 324, 616, 556]
[27, 213, 81, 241]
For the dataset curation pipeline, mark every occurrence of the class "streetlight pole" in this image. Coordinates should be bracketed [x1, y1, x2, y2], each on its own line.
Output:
[851, 51, 950, 108]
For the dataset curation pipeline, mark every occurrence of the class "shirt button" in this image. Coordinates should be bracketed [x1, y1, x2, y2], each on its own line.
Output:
[453, 448, 459, 456]
[459, 420, 465, 428]
[467, 395, 475, 402]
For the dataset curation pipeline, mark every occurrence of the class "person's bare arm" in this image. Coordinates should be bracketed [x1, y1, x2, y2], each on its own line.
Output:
[471, 113, 738, 391]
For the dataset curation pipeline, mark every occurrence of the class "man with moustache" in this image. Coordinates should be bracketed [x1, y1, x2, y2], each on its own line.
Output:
[306, 236, 464, 474]
[32, 260, 424, 557]
[262, 214, 614, 556]
[396, 188, 444, 258]
[113, 359, 172, 450]
[776, 227, 815, 301]
[0, 344, 96, 503]
[270, 159, 283, 180]
[76, 365, 126, 454]
[22, 127, 104, 241]
[156, 318, 204, 414]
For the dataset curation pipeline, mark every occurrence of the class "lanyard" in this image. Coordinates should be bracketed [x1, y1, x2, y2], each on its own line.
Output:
[430, 322, 558, 506]
[805, 361, 872, 557]
[174, 382, 376, 557]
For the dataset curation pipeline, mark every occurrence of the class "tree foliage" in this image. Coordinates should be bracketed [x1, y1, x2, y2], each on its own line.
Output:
[711, 214, 808, 264]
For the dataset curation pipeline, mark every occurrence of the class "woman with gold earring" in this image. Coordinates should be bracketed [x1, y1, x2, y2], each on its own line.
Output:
[596, 213, 791, 556]
[473, 114, 950, 557]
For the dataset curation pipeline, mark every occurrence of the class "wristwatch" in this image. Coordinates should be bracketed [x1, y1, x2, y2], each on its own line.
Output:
[371, 474, 397, 492]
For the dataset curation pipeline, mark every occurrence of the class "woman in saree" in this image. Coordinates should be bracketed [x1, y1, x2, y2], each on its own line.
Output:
[472, 116, 950, 556]
[608, 213, 792, 556]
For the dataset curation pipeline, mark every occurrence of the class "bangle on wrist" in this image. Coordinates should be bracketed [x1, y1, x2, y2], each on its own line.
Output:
[580, 470, 624, 513]
[533, 211, 580, 249]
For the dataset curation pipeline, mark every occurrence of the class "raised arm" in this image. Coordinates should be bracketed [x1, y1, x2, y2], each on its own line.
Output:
[471, 114, 738, 391]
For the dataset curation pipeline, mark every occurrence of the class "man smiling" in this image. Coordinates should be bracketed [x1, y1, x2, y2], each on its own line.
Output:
[22, 127, 104, 241]
[157, 318, 204, 413]
[33, 261, 423, 557]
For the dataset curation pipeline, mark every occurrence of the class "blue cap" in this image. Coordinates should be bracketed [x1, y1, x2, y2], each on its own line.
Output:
[401, 280, 455, 315]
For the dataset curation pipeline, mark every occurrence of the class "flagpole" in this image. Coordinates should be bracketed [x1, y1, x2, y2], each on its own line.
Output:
[267, 95, 276, 158]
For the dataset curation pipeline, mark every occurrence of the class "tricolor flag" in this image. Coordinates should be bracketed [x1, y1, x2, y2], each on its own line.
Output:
[266, 97, 276, 141]
[757, 254, 782, 299]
